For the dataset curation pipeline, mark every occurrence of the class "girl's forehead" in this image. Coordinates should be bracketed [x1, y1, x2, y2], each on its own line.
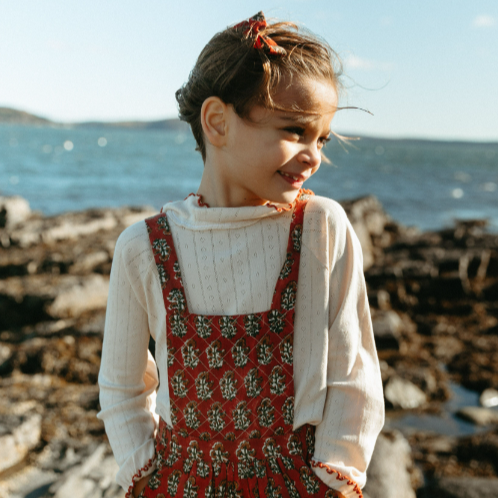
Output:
[273, 77, 338, 113]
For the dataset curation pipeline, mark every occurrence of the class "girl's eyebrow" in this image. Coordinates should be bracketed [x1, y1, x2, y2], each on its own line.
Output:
[278, 114, 331, 135]
[278, 114, 317, 124]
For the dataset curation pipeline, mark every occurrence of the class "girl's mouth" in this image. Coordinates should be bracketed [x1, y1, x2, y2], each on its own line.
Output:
[278, 171, 305, 188]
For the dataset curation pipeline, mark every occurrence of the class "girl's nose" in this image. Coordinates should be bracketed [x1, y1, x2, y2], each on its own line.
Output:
[297, 142, 321, 168]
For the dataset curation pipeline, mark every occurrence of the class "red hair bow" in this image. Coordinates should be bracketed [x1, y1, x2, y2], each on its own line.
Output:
[233, 11, 286, 56]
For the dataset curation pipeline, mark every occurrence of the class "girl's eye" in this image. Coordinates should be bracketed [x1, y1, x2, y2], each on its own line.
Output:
[284, 127, 305, 137]
[319, 136, 331, 147]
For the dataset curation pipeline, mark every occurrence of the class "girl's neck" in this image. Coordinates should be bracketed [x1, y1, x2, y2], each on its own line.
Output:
[196, 159, 268, 208]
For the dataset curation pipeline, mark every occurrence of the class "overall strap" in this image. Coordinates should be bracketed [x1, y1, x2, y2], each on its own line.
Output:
[270, 189, 314, 311]
[145, 212, 190, 316]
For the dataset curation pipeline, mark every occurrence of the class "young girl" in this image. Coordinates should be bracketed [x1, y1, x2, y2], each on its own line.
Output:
[98, 12, 384, 498]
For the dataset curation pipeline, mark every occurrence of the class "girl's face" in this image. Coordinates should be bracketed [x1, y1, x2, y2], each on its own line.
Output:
[221, 77, 338, 207]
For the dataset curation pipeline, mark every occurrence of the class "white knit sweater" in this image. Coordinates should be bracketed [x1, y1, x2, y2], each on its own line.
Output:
[97, 194, 384, 498]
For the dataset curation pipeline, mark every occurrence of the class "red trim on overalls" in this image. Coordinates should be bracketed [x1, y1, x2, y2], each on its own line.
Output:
[133, 189, 362, 498]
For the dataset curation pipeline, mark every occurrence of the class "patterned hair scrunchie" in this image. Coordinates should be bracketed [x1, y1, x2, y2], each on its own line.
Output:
[233, 11, 287, 56]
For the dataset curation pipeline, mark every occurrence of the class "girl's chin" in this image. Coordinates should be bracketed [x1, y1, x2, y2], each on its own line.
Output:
[265, 190, 300, 206]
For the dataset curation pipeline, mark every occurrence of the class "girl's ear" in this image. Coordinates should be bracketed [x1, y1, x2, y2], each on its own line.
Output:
[201, 97, 228, 149]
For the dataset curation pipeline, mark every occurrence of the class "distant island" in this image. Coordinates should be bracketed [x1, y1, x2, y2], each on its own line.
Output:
[0, 106, 189, 131]
[1, 106, 497, 145]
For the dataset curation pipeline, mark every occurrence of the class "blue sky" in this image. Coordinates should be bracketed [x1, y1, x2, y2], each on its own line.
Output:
[1, 0, 497, 141]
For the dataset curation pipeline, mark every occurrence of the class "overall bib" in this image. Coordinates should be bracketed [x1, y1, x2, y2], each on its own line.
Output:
[141, 191, 346, 498]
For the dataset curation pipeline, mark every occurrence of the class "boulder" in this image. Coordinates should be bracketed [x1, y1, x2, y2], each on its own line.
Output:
[363, 430, 417, 498]
[6, 205, 155, 248]
[0, 342, 14, 375]
[0, 195, 31, 228]
[421, 477, 498, 498]
[0, 413, 42, 473]
[456, 406, 498, 426]
[341, 195, 392, 271]
[0, 465, 57, 498]
[0, 274, 109, 328]
[46, 274, 109, 319]
[46, 443, 123, 498]
[384, 377, 427, 409]
[15, 335, 102, 383]
[372, 311, 403, 350]
[69, 250, 110, 274]
[480, 388, 498, 408]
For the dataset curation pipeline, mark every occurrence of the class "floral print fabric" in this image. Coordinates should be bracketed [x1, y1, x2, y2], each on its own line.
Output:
[142, 190, 344, 498]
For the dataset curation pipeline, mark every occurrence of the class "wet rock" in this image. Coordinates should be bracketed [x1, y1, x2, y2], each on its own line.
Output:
[0, 465, 57, 498]
[0, 274, 109, 328]
[341, 195, 393, 271]
[0, 342, 14, 375]
[421, 477, 498, 498]
[0, 413, 42, 473]
[0, 195, 31, 229]
[15, 335, 102, 383]
[480, 388, 498, 408]
[455, 429, 498, 471]
[384, 377, 427, 409]
[417, 434, 457, 455]
[6, 205, 155, 248]
[46, 274, 109, 319]
[368, 289, 391, 310]
[363, 430, 418, 498]
[483, 281, 498, 301]
[448, 346, 498, 392]
[456, 407, 498, 426]
[45, 443, 122, 498]
[372, 310, 403, 350]
[11, 213, 116, 248]
[68, 250, 110, 274]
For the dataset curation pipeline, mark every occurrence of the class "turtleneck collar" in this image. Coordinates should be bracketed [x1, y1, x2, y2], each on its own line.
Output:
[162, 194, 292, 231]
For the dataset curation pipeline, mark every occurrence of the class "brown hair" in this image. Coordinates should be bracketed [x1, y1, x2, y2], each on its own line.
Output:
[175, 16, 343, 161]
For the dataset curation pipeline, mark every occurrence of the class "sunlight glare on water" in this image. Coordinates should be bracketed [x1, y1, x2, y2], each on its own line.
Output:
[1, 125, 497, 232]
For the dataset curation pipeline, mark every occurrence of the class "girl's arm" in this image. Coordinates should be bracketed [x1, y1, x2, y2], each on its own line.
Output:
[304, 199, 384, 498]
[97, 224, 159, 495]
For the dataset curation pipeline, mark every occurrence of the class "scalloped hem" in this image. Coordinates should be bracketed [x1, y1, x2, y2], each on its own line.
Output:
[184, 188, 314, 212]
[125, 458, 155, 498]
[310, 459, 363, 498]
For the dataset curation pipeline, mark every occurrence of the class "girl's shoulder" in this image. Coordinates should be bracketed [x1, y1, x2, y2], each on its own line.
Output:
[113, 217, 155, 270]
[305, 194, 350, 231]
[302, 195, 358, 268]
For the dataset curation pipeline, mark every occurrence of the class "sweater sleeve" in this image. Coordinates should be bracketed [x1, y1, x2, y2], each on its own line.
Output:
[97, 224, 159, 493]
[310, 203, 385, 498]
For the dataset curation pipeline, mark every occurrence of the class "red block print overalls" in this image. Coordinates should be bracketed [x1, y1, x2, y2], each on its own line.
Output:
[140, 191, 354, 498]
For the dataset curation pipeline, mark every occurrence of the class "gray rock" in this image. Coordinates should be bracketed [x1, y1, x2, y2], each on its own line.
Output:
[11, 213, 117, 248]
[0, 413, 42, 473]
[456, 406, 498, 425]
[0, 274, 109, 326]
[0, 195, 31, 228]
[372, 311, 403, 350]
[0, 465, 57, 498]
[69, 250, 109, 274]
[422, 477, 498, 498]
[363, 430, 416, 498]
[6, 204, 155, 248]
[0, 342, 14, 375]
[384, 377, 427, 409]
[46, 274, 109, 318]
[480, 388, 498, 408]
[47, 443, 123, 498]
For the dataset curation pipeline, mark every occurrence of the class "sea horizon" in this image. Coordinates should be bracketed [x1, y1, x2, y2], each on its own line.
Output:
[1, 123, 497, 233]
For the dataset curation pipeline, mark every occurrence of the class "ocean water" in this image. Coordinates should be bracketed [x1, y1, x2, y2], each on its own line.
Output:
[1, 124, 497, 232]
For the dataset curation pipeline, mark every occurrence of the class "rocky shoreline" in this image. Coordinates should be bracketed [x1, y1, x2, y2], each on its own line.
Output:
[1, 195, 497, 498]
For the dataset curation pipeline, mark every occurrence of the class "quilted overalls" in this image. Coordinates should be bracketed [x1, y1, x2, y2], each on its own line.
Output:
[140, 191, 348, 498]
